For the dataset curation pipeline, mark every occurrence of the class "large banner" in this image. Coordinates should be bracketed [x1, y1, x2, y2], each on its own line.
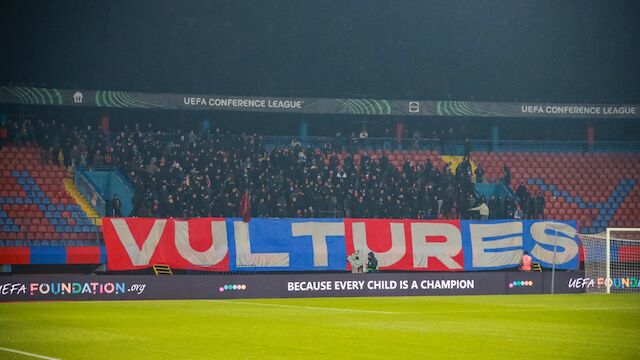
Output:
[0, 272, 586, 302]
[102, 218, 581, 272]
[1, 85, 638, 118]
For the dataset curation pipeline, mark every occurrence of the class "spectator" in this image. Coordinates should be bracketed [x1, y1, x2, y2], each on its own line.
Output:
[474, 164, 484, 183]
[535, 192, 545, 219]
[111, 194, 122, 217]
[520, 251, 532, 271]
[463, 137, 471, 157]
[469, 200, 489, 220]
[502, 165, 512, 187]
[366, 252, 379, 272]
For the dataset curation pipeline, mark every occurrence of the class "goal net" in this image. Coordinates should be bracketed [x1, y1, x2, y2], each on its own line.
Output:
[580, 228, 640, 293]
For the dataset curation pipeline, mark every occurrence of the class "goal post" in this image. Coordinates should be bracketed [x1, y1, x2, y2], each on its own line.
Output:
[580, 228, 640, 294]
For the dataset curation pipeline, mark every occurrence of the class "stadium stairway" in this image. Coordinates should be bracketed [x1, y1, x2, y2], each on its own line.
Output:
[440, 155, 477, 176]
[0, 145, 104, 266]
[63, 178, 102, 226]
[471, 151, 640, 234]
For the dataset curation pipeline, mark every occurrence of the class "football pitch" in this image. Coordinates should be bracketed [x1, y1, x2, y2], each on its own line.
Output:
[1, 294, 638, 360]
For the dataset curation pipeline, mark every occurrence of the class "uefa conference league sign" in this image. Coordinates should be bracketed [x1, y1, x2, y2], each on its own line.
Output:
[1, 85, 638, 118]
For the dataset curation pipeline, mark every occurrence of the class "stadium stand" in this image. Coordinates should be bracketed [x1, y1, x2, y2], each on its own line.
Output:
[472, 151, 640, 233]
[0, 145, 102, 248]
[1, 116, 639, 243]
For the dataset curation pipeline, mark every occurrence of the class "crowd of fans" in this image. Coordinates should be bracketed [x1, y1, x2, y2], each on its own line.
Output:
[4, 117, 544, 220]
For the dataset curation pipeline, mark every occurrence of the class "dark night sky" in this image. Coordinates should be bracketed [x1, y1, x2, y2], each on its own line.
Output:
[1, 0, 639, 102]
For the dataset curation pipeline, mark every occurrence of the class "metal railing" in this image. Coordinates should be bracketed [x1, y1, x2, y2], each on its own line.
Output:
[261, 136, 640, 154]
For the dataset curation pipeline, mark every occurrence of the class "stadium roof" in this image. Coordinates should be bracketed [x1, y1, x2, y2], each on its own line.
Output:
[1, 0, 639, 103]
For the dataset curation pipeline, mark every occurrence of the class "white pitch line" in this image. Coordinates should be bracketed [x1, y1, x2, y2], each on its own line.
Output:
[216, 300, 402, 315]
[0, 346, 61, 360]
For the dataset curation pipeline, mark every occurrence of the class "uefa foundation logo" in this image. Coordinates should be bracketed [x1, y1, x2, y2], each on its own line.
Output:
[219, 284, 247, 292]
[509, 280, 534, 288]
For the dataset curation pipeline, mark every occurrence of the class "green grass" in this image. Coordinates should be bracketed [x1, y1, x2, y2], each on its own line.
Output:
[1, 294, 639, 359]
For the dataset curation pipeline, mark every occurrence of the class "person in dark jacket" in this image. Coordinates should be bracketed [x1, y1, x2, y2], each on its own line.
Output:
[367, 252, 379, 272]
[111, 194, 122, 217]
[535, 192, 545, 219]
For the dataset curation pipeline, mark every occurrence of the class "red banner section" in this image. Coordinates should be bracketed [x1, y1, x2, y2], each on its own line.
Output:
[102, 218, 229, 271]
[344, 219, 463, 271]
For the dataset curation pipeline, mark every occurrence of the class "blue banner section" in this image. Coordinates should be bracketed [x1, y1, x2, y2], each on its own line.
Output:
[29, 246, 67, 264]
[226, 218, 347, 272]
[522, 220, 580, 270]
[461, 220, 579, 271]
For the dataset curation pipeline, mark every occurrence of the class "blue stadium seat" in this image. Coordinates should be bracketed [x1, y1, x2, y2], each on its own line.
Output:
[71, 212, 79, 218]
[0, 198, 4, 205]
[24, 184, 31, 190]
[59, 219, 66, 225]
[56, 204, 64, 211]
[15, 198, 24, 204]
[24, 198, 32, 204]
[0, 219, 4, 225]
[66, 240, 76, 247]
[37, 191, 45, 198]
[53, 212, 61, 218]
[11, 170, 19, 177]
[42, 198, 50, 204]
[64, 225, 72, 232]
[6, 198, 13, 204]
[33, 198, 41, 204]
[47, 204, 55, 211]
[0, 240, 5, 246]
[50, 218, 58, 226]
[15, 240, 23, 247]
[11, 225, 19, 232]
[566, 197, 573, 203]
[17, 178, 25, 185]
[55, 225, 63, 232]
[21, 171, 28, 177]
[27, 178, 35, 185]
[6, 240, 15, 247]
